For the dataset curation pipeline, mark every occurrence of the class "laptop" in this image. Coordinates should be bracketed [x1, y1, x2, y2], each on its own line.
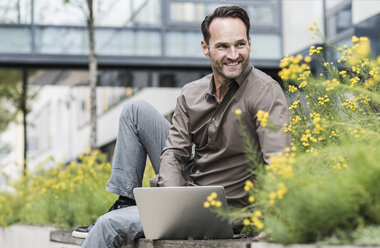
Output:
[133, 186, 234, 240]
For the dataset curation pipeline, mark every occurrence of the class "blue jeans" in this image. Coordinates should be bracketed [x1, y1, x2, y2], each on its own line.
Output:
[82, 99, 171, 248]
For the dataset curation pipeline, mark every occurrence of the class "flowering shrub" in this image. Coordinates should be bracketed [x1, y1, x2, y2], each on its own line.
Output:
[0, 149, 154, 228]
[232, 23, 380, 243]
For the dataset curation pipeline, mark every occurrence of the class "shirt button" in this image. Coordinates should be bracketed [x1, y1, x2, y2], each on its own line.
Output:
[204, 154, 208, 158]
[195, 170, 200, 174]
[211, 117, 216, 122]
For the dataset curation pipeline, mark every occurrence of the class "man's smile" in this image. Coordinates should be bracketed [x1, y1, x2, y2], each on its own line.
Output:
[226, 62, 239, 66]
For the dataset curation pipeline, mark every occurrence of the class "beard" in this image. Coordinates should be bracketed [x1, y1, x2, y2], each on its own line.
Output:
[210, 56, 249, 81]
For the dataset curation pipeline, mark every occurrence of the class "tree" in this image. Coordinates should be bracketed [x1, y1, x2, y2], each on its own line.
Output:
[0, 69, 35, 175]
[64, 0, 98, 149]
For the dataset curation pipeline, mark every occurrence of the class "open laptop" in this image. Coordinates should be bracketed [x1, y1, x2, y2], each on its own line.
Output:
[133, 186, 234, 240]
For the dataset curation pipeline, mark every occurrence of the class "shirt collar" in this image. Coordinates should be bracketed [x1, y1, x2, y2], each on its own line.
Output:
[206, 63, 253, 99]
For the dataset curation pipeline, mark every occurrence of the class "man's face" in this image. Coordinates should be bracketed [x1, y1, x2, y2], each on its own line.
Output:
[201, 17, 251, 83]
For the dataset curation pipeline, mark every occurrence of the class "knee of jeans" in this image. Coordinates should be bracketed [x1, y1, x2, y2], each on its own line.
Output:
[120, 99, 149, 121]
[96, 213, 121, 234]
[96, 208, 142, 235]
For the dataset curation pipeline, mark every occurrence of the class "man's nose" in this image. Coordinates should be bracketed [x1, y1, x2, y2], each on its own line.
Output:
[227, 47, 239, 60]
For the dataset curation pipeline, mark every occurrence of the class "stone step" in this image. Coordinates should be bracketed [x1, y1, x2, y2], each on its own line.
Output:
[49, 231, 380, 248]
[50, 231, 253, 248]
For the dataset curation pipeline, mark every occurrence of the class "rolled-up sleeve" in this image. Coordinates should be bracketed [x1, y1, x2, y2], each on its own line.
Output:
[152, 92, 193, 187]
[254, 82, 291, 164]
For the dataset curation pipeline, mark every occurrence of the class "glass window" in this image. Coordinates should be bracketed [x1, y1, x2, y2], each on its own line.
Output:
[246, 5, 276, 25]
[96, 29, 161, 56]
[97, 0, 161, 27]
[0, 0, 31, 24]
[336, 7, 352, 33]
[131, 0, 161, 26]
[34, 26, 161, 56]
[35, 26, 88, 54]
[326, 3, 352, 38]
[168, 1, 276, 26]
[34, 0, 85, 26]
[95, 0, 129, 27]
[165, 31, 203, 57]
[0, 27, 31, 53]
[169, 2, 213, 23]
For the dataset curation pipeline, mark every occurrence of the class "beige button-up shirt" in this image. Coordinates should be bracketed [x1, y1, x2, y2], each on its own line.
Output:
[152, 64, 291, 202]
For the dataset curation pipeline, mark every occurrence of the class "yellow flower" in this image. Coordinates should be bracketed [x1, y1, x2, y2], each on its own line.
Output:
[234, 108, 242, 116]
[255, 220, 264, 230]
[352, 37, 371, 58]
[269, 192, 276, 200]
[304, 56, 311, 63]
[207, 192, 217, 201]
[277, 183, 288, 199]
[312, 20, 317, 25]
[307, 26, 313, 30]
[248, 196, 255, 203]
[244, 180, 254, 191]
[203, 202, 210, 208]
[254, 210, 263, 217]
[288, 85, 298, 93]
[215, 201, 222, 208]
[257, 110, 269, 127]
[243, 219, 251, 226]
[352, 35, 359, 43]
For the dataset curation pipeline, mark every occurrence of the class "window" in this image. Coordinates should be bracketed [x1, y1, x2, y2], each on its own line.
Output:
[326, 1, 352, 38]
[336, 6, 352, 33]
[165, 31, 203, 57]
[0, 27, 31, 53]
[167, 1, 278, 26]
[0, 0, 31, 24]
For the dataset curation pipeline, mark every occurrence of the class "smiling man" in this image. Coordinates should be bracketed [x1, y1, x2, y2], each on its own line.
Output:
[76, 6, 291, 247]
[201, 16, 251, 99]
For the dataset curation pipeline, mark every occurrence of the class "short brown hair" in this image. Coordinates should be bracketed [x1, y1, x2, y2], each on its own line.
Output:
[201, 6, 251, 45]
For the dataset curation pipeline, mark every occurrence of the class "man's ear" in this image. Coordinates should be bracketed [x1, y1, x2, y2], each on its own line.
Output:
[248, 36, 252, 50]
[201, 40, 209, 57]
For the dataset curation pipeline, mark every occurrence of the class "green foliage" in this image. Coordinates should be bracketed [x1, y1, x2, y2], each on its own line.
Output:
[238, 30, 380, 243]
[0, 69, 22, 132]
[261, 137, 380, 243]
[0, 150, 155, 228]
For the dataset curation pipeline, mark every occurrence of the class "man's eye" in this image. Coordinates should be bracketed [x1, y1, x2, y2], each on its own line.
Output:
[237, 43, 246, 48]
[217, 45, 228, 49]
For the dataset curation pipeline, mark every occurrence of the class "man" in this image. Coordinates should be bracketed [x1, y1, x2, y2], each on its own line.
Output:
[74, 5, 291, 247]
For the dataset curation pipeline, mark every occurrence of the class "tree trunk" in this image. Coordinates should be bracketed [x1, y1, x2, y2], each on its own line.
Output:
[22, 69, 28, 176]
[87, 0, 97, 150]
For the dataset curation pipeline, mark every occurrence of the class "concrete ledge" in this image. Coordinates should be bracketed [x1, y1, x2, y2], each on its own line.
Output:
[58, 235, 252, 248]
[3, 226, 379, 248]
[54, 234, 380, 248]
[47, 230, 380, 248]
[135, 239, 252, 248]
[50, 230, 84, 246]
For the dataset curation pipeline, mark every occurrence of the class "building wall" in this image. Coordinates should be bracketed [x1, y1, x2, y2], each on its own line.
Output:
[282, 0, 324, 55]
[282, 0, 380, 55]
[352, 0, 380, 24]
[326, 0, 344, 9]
